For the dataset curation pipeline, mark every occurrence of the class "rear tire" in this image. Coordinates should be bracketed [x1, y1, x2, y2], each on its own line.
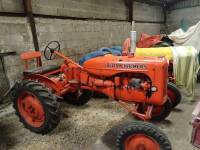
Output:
[116, 121, 172, 150]
[12, 80, 60, 134]
[167, 82, 182, 108]
[63, 90, 93, 106]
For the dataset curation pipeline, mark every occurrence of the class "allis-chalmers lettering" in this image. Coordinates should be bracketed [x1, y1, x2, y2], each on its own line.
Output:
[107, 63, 147, 70]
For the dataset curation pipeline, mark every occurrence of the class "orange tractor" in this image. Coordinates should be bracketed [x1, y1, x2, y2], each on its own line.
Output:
[12, 41, 173, 149]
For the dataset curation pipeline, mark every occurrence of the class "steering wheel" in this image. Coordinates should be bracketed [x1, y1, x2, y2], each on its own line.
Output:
[44, 41, 60, 60]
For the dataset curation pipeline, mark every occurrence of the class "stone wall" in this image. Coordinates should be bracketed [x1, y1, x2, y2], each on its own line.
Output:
[134, 2, 163, 38]
[167, 0, 200, 32]
[32, 0, 127, 20]
[36, 19, 131, 62]
[0, 16, 34, 88]
[0, 0, 23, 13]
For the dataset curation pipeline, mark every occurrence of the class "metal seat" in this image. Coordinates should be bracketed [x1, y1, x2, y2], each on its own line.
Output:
[23, 65, 60, 75]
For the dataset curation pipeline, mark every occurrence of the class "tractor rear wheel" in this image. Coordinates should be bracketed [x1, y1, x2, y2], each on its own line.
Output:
[167, 82, 182, 108]
[151, 99, 172, 121]
[63, 90, 93, 106]
[12, 80, 60, 134]
[116, 121, 172, 150]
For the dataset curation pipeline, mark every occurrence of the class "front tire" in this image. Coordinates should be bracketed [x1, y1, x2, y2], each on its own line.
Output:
[116, 121, 172, 150]
[151, 99, 172, 121]
[137, 100, 172, 121]
[167, 82, 182, 108]
[12, 80, 60, 134]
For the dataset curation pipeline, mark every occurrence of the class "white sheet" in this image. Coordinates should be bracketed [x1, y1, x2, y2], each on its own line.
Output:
[169, 21, 200, 53]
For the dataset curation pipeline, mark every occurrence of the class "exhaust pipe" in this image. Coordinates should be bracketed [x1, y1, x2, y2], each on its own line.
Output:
[130, 21, 137, 55]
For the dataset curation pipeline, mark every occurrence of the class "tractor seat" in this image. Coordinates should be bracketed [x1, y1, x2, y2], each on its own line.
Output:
[24, 65, 60, 75]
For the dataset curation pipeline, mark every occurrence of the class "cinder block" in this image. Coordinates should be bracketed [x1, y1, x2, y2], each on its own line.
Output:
[32, 5, 58, 16]
[33, 0, 64, 8]
[167, 5, 200, 32]
[1, 0, 23, 13]
[133, 2, 163, 22]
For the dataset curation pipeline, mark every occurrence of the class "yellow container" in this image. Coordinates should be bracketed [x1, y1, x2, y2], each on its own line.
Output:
[135, 47, 173, 60]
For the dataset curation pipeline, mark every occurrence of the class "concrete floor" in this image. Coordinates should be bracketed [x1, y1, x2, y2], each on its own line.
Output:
[91, 98, 200, 150]
[0, 85, 200, 150]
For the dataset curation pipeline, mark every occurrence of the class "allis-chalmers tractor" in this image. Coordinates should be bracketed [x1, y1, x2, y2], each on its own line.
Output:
[12, 41, 172, 150]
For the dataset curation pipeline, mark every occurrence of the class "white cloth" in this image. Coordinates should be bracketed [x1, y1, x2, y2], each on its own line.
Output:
[169, 21, 200, 53]
[172, 46, 199, 101]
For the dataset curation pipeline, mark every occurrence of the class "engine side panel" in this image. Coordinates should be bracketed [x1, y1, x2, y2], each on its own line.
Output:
[82, 55, 168, 105]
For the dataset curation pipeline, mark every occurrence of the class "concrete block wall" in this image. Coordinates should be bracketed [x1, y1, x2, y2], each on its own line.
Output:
[167, 0, 200, 32]
[36, 18, 131, 62]
[0, 0, 23, 13]
[0, 16, 34, 87]
[134, 2, 163, 22]
[134, 2, 163, 38]
[32, 0, 127, 20]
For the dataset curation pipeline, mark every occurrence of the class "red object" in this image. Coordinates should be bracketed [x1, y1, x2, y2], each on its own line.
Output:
[17, 91, 45, 127]
[18, 49, 168, 121]
[124, 134, 160, 150]
[152, 105, 164, 117]
[20, 51, 42, 70]
[191, 102, 200, 148]
[137, 33, 163, 48]
[122, 38, 131, 55]
[167, 88, 176, 105]
[122, 37, 174, 84]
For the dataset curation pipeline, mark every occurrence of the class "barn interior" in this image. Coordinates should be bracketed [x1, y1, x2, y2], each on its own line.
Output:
[0, 0, 200, 150]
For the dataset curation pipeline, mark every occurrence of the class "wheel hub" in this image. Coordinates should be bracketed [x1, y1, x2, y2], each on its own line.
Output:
[125, 134, 160, 150]
[136, 144, 146, 150]
[18, 91, 45, 127]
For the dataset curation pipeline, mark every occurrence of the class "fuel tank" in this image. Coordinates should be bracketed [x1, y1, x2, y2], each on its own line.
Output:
[83, 54, 168, 77]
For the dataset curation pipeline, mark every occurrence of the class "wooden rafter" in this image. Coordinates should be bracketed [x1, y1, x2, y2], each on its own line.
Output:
[23, 0, 40, 51]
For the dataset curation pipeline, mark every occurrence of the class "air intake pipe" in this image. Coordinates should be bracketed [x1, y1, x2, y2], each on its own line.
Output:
[130, 21, 137, 55]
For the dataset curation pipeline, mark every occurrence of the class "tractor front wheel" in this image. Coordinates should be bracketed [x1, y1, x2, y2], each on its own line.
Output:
[167, 82, 182, 108]
[63, 90, 93, 106]
[116, 121, 172, 150]
[12, 80, 60, 134]
[151, 99, 172, 121]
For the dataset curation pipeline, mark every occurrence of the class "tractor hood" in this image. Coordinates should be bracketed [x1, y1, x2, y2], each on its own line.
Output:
[83, 54, 168, 77]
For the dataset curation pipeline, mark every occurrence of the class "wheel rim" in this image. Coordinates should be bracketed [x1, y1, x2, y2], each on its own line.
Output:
[124, 134, 160, 150]
[167, 88, 176, 103]
[17, 91, 45, 127]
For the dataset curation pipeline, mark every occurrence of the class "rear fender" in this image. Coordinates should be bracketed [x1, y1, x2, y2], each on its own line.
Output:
[24, 74, 64, 94]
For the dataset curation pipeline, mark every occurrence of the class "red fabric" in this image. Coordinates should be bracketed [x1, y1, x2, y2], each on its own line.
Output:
[122, 38, 131, 55]
[137, 33, 163, 48]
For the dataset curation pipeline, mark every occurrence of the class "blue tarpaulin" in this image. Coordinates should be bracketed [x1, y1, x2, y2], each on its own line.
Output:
[79, 46, 122, 65]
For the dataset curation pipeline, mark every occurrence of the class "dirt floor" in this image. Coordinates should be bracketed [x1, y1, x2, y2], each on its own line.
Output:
[0, 85, 200, 150]
[0, 98, 128, 150]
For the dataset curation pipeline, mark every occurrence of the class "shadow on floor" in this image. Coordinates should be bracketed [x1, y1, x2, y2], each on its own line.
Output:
[0, 121, 18, 150]
[172, 108, 183, 113]
[99, 114, 175, 150]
